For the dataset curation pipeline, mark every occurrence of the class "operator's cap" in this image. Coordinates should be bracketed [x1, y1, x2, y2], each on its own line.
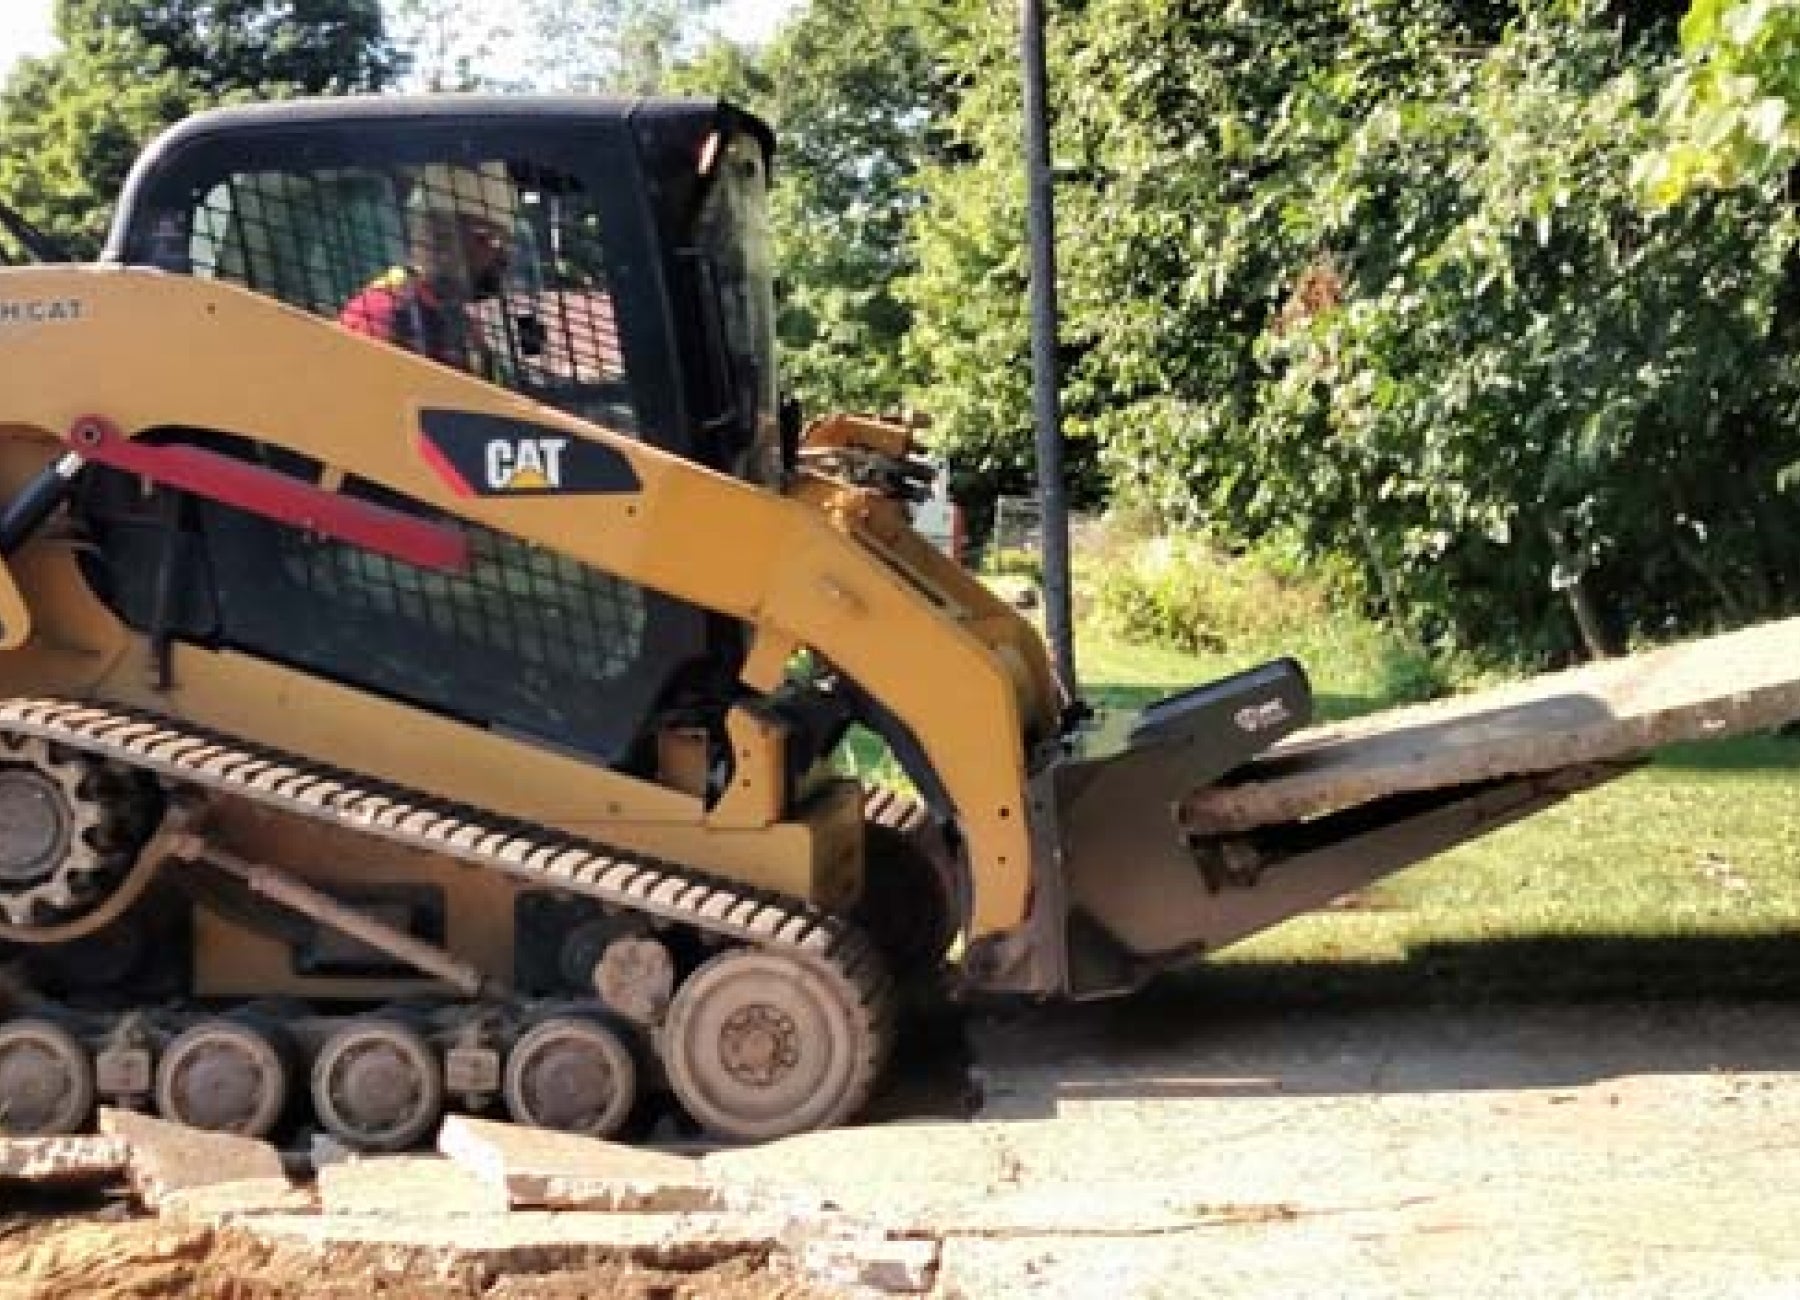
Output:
[410, 161, 516, 228]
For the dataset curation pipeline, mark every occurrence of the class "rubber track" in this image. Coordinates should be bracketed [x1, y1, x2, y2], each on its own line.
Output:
[0, 697, 894, 1039]
[861, 785, 930, 837]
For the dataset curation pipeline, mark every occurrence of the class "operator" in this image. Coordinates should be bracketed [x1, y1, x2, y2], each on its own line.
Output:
[339, 202, 511, 378]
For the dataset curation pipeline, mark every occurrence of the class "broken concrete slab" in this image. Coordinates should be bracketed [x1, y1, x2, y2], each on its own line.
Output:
[437, 1114, 722, 1212]
[156, 1176, 316, 1224]
[0, 1135, 129, 1188]
[791, 1231, 941, 1295]
[1183, 614, 1800, 833]
[98, 1108, 285, 1209]
[315, 1155, 509, 1216]
[237, 1208, 794, 1274]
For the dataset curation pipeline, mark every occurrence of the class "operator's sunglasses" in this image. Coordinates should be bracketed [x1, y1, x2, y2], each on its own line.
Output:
[459, 219, 510, 251]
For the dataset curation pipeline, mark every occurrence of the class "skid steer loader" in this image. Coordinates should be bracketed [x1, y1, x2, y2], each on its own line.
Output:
[1, 96, 1798, 1149]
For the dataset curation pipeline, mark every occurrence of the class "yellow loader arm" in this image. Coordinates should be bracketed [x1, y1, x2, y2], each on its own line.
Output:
[0, 555, 30, 649]
[0, 266, 1060, 942]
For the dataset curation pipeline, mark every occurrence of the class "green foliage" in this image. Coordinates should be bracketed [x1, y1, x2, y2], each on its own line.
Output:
[1255, 16, 1800, 658]
[981, 547, 1043, 581]
[898, 6, 1035, 500]
[61, 0, 397, 96]
[1081, 528, 1457, 706]
[898, 0, 1800, 664]
[388, 0, 721, 93]
[747, 0, 979, 417]
[0, 38, 192, 258]
[385, 0, 514, 90]
[1640, 0, 1800, 206]
[0, 1, 398, 260]
[664, 35, 776, 103]
[1090, 536, 1312, 657]
[512, 0, 723, 94]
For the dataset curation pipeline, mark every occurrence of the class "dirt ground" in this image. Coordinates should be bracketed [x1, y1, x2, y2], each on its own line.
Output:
[0, 1209, 829, 1300]
[11, 982, 1800, 1299]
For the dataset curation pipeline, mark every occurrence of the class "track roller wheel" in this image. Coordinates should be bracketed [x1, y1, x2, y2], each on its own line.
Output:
[503, 1015, 637, 1139]
[155, 1019, 289, 1138]
[0, 1018, 95, 1135]
[662, 947, 882, 1143]
[310, 1020, 443, 1152]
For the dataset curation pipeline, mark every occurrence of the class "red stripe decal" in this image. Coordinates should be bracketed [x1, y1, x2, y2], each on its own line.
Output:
[67, 417, 471, 576]
[415, 427, 476, 498]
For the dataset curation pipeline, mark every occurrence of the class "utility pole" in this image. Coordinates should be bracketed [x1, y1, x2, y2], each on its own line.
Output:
[1020, 0, 1077, 699]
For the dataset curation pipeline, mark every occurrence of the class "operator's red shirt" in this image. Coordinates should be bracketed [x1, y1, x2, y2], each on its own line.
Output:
[339, 267, 475, 371]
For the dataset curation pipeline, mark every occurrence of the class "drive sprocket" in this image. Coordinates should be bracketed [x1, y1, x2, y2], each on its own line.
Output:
[0, 738, 144, 929]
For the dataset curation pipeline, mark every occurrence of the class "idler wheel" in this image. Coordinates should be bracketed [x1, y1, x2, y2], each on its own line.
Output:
[503, 1015, 637, 1138]
[0, 1018, 95, 1135]
[662, 948, 880, 1143]
[155, 1019, 289, 1138]
[853, 822, 959, 975]
[310, 1020, 443, 1152]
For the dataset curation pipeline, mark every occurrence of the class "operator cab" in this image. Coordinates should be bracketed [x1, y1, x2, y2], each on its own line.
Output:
[107, 96, 783, 485]
[75, 98, 785, 770]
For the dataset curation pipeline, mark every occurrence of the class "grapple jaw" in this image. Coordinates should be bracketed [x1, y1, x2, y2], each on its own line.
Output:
[968, 614, 1800, 1000]
[964, 658, 1314, 999]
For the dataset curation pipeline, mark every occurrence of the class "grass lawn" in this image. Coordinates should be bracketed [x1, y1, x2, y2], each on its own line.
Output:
[1081, 629, 1800, 1004]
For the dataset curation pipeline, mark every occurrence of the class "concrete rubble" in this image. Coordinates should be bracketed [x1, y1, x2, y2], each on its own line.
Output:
[238, 1207, 801, 1274]
[1183, 613, 1800, 833]
[155, 1177, 316, 1223]
[4, 1112, 942, 1296]
[14, 1002, 1800, 1297]
[0, 1135, 128, 1188]
[96, 1108, 288, 1210]
[790, 1231, 942, 1295]
[316, 1154, 510, 1216]
[437, 1114, 724, 1213]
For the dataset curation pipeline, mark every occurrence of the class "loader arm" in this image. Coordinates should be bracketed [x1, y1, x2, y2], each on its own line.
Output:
[0, 265, 1060, 941]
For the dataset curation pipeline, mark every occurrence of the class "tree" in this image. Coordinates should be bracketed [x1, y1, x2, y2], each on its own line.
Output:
[1254, 17, 1800, 658]
[698, 0, 979, 421]
[897, 3, 1036, 500]
[0, 38, 198, 259]
[663, 34, 774, 104]
[56, 0, 397, 96]
[903, 0, 1800, 662]
[0, 1, 400, 259]
[506, 0, 722, 95]
[386, 0, 515, 91]
[1639, 0, 1800, 206]
[906, 2, 1494, 532]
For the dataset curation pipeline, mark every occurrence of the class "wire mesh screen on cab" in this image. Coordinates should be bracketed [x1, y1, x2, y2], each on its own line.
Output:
[75, 430, 662, 765]
[176, 160, 636, 434]
[102, 158, 723, 763]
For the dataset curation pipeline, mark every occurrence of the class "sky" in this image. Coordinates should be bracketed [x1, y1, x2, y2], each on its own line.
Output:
[0, 0, 797, 82]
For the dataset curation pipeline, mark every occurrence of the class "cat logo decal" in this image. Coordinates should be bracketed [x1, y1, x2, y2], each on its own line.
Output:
[417, 410, 639, 499]
[484, 437, 567, 492]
